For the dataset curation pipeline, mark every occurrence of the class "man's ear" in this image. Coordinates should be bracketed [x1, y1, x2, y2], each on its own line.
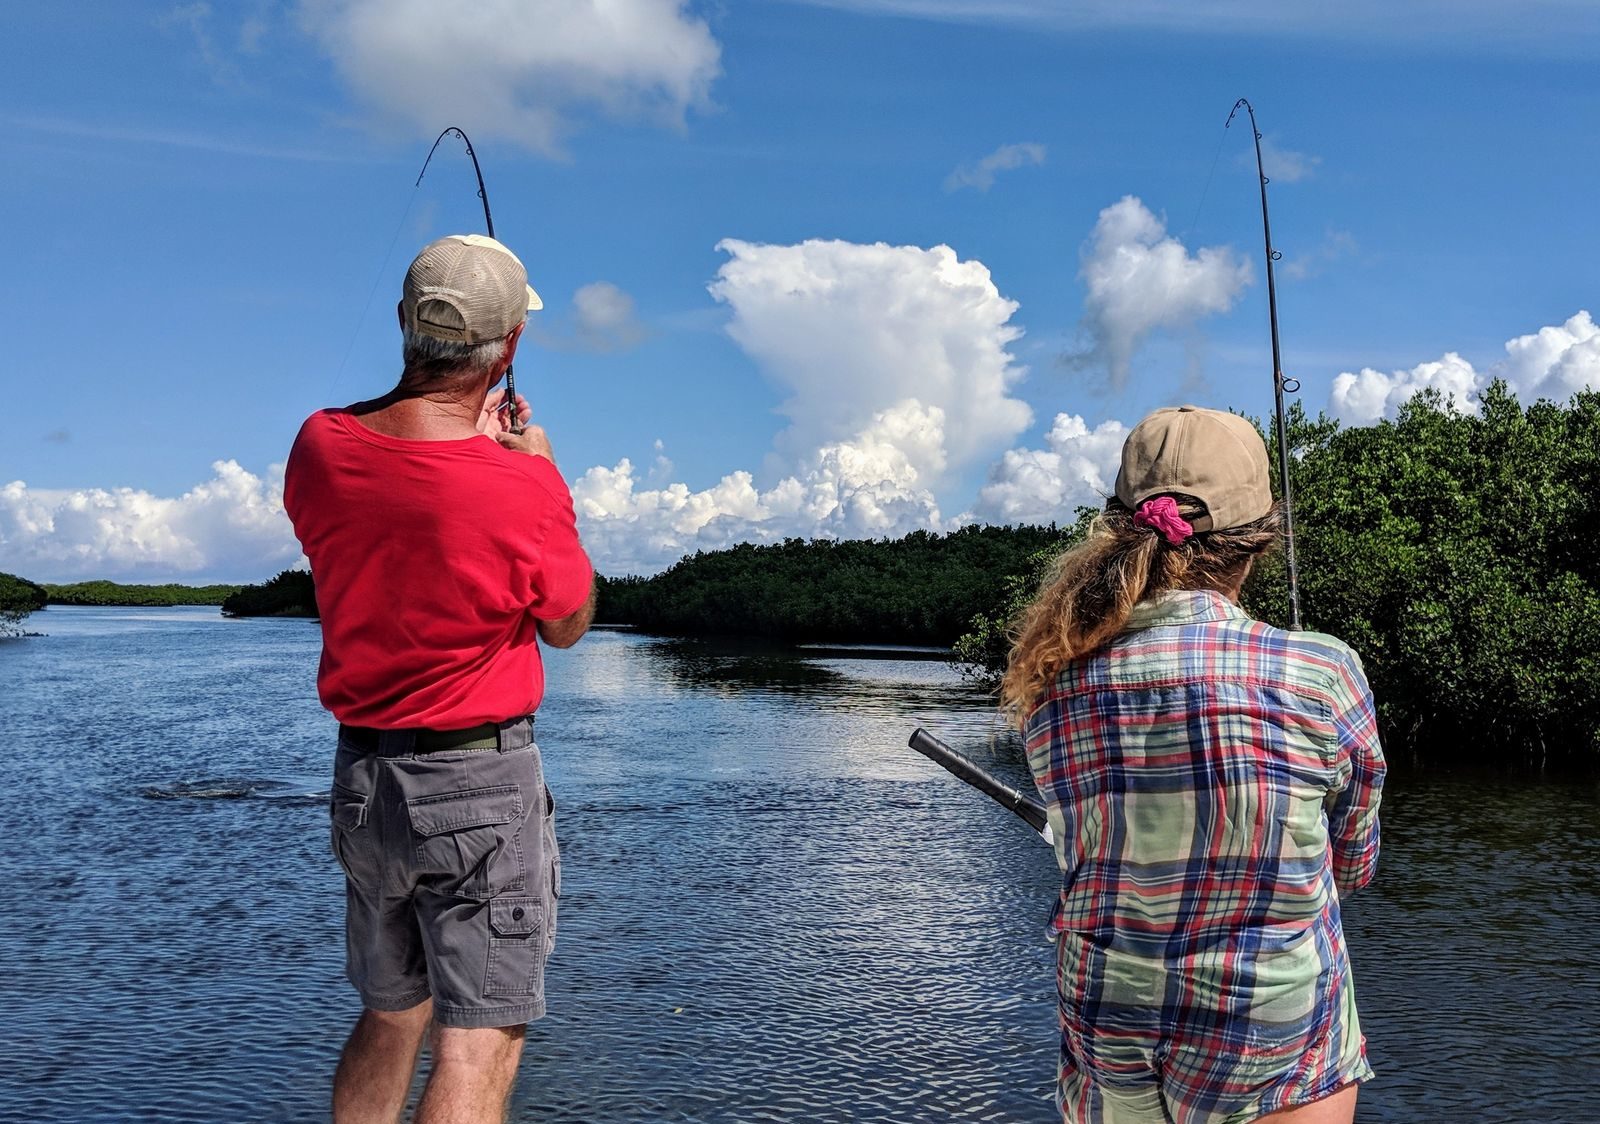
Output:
[397, 300, 406, 329]
[499, 321, 526, 371]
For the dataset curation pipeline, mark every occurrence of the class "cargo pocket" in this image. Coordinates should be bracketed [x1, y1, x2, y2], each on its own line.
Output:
[407, 785, 526, 901]
[329, 782, 369, 881]
[484, 897, 546, 999]
[542, 784, 560, 955]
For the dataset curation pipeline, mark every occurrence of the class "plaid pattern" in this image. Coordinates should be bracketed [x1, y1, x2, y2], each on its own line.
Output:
[1024, 590, 1384, 1124]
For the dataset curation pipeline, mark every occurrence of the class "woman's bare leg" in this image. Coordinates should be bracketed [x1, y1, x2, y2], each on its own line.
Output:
[1255, 1082, 1359, 1124]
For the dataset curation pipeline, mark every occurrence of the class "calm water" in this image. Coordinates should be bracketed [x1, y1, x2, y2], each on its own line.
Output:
[2, 607, 1597, 1123]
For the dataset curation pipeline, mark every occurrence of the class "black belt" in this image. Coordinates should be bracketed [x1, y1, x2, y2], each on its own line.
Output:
[340, 721, 503, 753]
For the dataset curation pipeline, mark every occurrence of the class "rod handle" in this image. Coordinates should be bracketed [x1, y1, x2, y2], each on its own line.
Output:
[908, 727, 1051, 838]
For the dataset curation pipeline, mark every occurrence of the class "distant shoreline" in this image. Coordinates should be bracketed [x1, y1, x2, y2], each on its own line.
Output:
[42, 581, 242, 608]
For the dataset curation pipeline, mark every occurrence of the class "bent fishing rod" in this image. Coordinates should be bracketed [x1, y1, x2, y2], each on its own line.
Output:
[416, 126, 525, 435]
[1226, 98, 1303, 631]
[908, 728, 1052, 846]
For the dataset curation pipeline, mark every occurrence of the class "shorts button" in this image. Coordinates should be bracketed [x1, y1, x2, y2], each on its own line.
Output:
[512, 907, 525, 921]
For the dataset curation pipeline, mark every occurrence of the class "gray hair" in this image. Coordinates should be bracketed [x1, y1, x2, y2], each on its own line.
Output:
[400, 328, 509, 385]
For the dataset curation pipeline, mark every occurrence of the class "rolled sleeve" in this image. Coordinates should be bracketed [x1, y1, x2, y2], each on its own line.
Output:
[1325, 649, 1386, 896]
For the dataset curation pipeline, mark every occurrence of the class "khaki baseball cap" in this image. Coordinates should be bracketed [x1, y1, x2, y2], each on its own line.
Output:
[1113, 405, 1272, 532]
[401, 234, 542, 344]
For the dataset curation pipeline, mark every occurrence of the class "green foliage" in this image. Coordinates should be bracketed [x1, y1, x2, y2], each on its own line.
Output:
[596, 525, 1070, 646]
[948, 509, 1096, 678]
[221, 569, 319, 618]
[44, 581, 241, 607]
[0, 571, 49, 636]
[955, 388, 1600, 769]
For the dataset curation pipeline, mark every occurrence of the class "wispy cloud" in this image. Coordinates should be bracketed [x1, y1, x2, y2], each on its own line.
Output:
[1252, 136, 1321, 183]
[160, 2, 246, 90]
[533, 282, 650, 354]
[945, 142, 1046, 193]
[299, 0, 723, 157]
[5, 113, 357, 163]
[777, 0, 1600, 51]
[1281, 229, 1358, 282]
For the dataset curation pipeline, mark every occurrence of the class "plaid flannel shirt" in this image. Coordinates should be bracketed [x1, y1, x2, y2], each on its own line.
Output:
[1024, 590, 1384, 1122]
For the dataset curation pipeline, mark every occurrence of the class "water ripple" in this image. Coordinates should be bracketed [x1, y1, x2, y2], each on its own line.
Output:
[1, 613, 1595, 1121]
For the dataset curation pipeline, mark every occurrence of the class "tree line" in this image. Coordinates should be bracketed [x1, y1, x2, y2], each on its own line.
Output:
[597, 525, 1067, 646]
[44, 581, 242, 607]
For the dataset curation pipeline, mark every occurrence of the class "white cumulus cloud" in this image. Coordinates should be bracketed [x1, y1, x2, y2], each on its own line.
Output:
[709, 238, 1032, 472]
[1329, 311, 1600, 424]
[945, 141, 1046, 192]
[972, 413, 1128, 525]
[574, 401, 949, 574]
[573, 237, 1036, 571]
[0, 461, 301, 583]
[299, 0, 722, 156]
[1076, 196, 1252, 388]
[1501, 310, 1600, 401]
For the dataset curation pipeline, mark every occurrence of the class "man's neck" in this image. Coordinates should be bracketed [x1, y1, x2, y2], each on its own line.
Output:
[348, 377, 490, 441]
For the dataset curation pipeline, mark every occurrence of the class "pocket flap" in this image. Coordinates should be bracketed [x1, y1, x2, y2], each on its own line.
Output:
[489, 897, 543, 938]
[330, 783, 367, 832]
[407, 785, 522, 837]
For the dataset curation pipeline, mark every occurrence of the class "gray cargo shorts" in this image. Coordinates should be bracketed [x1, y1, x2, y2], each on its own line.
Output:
[328, 716, 560, 1028]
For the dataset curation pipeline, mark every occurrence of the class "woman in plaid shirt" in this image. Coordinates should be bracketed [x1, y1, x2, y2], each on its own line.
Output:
[1002, 406, 1384, 1124]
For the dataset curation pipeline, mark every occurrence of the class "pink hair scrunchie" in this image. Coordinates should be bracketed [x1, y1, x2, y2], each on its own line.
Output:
[1134, 496, 1193, 546]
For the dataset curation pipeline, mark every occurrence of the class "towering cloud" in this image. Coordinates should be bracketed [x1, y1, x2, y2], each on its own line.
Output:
[709, 238, 1032, 473]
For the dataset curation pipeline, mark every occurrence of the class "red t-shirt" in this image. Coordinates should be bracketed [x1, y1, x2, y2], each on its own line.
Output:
[283, 409, 593, 729]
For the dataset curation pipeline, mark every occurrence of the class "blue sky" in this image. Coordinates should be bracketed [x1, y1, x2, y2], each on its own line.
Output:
[3, 0, 1598, 581]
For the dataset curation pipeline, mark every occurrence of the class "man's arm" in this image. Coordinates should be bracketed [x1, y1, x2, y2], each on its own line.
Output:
[537, 582, 596, 649]
[494, 419, 595, 646]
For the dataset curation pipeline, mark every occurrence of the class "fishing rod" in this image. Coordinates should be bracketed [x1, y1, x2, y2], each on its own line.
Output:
[908, 728, 1053, 845]
[415, 126, 525, 435]
[1225, 98, 1302, 631]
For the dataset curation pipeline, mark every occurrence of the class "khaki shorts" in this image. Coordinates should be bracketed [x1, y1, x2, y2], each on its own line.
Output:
[328, 717, 560, 1028]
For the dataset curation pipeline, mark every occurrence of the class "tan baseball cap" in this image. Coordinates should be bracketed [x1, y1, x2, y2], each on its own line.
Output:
[1113, 405, 1272, 532]
[401, 234, 542, 344]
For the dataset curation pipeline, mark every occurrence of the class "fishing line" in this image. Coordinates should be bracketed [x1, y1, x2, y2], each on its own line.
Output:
[324, 179, 422, 402]
[1180, 122, 1231, 246]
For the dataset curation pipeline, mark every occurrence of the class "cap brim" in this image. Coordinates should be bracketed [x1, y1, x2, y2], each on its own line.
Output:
[526, 284, 542, 313]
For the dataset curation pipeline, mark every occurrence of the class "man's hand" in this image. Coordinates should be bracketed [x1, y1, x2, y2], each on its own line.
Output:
[496, 424, 555, 464]
[477, 388, 531, 440]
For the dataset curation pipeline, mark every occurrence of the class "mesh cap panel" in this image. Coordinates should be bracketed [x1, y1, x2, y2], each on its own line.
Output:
[401, 235, 542, 344]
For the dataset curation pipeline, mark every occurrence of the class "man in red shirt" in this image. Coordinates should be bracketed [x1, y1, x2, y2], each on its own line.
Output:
[284, 234, 595, 1124]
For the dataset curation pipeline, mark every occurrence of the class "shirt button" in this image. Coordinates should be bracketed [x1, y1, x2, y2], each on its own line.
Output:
[512, 907, 525, 921]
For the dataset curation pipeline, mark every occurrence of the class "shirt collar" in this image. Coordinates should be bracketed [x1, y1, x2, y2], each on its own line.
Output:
[1124, 588, 1250, 631]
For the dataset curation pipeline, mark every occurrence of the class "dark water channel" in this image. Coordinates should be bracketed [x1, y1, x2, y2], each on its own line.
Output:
[2, 607, 1596, 1122]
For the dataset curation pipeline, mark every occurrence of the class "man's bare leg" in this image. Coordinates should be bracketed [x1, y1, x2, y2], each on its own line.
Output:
[415, 1024, 528, 1124]
[332, 999, 433, 1124]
